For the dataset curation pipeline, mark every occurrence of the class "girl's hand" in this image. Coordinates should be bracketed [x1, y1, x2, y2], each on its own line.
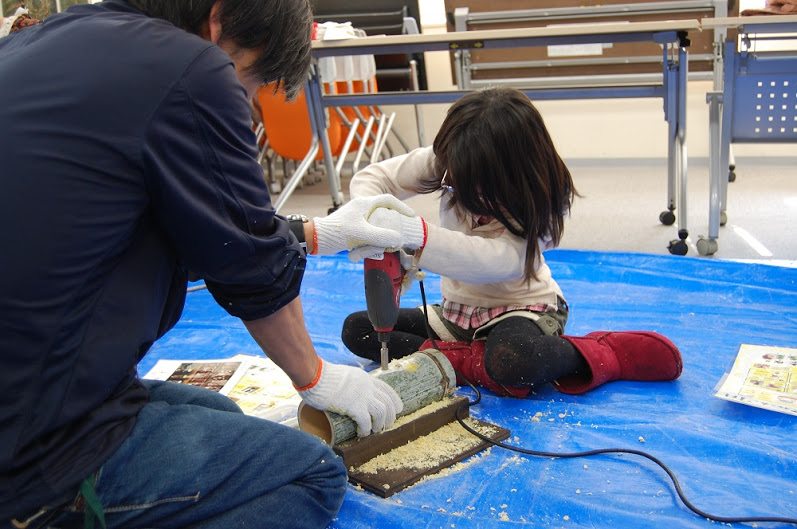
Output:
[347, 207, 427, 262]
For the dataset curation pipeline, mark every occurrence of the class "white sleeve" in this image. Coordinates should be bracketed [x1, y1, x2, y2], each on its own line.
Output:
[418, 223, 528, 284]
[349, 146, 435, 201]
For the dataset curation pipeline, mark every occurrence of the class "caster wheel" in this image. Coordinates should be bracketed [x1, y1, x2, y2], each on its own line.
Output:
[696, 236, 718, 256]
[668, 239, 688, 256]
[729, 165, 736, 183]
[659, 210, 676, 226]
[720, 211, 727, 227]
[327, 206, 339, 215]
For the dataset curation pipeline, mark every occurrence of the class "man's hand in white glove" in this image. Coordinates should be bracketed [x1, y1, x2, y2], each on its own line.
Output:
[312, 194, 426, 259]
[296, 358, 403, 437]
[347, 207, 427, 262]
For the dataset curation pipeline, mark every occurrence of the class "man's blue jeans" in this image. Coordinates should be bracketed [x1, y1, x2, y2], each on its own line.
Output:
[43, 380, 347, 529]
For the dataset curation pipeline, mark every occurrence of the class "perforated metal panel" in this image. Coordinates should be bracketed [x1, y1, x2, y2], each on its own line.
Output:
[730, 56, 797, 143]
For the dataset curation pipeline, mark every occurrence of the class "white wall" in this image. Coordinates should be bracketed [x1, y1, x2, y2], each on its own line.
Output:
[382, 0, 796, 162]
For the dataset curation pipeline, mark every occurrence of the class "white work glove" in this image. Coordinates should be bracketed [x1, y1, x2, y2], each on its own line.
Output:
[312, 194, 425, 259]
[297, 358, 403, 437]
[347, 206, 427, 262]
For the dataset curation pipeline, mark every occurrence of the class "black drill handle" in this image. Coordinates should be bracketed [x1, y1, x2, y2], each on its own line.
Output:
[364, 251, 402, 333]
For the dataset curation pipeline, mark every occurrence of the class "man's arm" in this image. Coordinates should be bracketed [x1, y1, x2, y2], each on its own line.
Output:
[242, 295, 318, 387]
[242, 295, 404, 437]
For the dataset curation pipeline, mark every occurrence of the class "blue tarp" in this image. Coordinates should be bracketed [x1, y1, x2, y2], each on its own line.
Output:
[140, 250, 797, 528]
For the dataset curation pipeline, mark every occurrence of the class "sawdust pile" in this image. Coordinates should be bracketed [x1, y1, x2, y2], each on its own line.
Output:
[355, 418, 498, 474]
[389, 396, 455, 430]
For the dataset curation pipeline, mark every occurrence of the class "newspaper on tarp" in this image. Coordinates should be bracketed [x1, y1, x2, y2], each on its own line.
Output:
[144, 354, 301, 427]
[715, 344, 797, 416]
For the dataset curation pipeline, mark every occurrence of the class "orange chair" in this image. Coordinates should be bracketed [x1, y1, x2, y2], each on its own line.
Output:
[256, 83, 360, 211]
[256, 83, 345, 163]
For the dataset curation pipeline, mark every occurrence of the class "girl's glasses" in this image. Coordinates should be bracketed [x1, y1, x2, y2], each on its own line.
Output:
[441, 170, 454, 192]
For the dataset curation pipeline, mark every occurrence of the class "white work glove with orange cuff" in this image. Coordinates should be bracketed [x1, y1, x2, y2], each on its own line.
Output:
[295, 358, 404, 437]
[347, 207, 427, 262]
[312, 194, 426, 261]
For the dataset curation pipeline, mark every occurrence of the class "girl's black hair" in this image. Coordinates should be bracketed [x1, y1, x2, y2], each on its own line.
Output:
[419, 87, 577, 282]
[130, 0, 312, 99]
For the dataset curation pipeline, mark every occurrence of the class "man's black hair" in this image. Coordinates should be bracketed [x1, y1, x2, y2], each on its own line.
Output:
[131, 0, 312, 99]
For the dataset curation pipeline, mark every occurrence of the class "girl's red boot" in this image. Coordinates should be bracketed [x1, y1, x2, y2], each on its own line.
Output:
[555, 331, 683, 394]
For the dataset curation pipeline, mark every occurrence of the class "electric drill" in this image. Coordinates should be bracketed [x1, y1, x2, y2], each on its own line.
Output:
[364, 251, 403, 370]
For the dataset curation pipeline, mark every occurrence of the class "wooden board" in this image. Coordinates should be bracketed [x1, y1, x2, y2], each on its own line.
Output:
[336, 396, 511, 498]
[334, 395, 471, 467]
[443, 0, 739, 80]
[702, 14, 797, 29]
[311, 20, 702, 57]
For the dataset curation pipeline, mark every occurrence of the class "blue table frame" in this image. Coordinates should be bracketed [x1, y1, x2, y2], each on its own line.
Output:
[296, 21, 698, 254]
[700, 15, 797, 256]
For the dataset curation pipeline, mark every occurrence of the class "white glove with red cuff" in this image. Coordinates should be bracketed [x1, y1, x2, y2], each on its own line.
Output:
[312, 194, 425, 259]
[347, 207, 427, 262]
[296, 358, 404, 437]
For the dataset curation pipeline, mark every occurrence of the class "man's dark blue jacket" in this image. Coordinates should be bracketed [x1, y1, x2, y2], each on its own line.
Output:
[0, 0, 305, 518]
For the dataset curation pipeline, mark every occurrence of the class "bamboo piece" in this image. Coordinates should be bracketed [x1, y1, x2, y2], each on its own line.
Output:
[298, 349, 456, 446]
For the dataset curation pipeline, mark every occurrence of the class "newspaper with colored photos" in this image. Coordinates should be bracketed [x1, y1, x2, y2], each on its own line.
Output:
[714, 344, 797, 416]
[143, 354, 301, 427]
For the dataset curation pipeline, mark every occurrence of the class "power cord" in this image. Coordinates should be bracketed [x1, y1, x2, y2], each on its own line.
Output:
[417, 279, 797, 527]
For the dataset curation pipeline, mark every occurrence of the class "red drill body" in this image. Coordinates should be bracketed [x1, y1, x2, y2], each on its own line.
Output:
[364, 251, 403, 370]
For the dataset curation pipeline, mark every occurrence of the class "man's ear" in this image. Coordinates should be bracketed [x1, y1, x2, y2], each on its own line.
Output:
[207, 0, 223, 44]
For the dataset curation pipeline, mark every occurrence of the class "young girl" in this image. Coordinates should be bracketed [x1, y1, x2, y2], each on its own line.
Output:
[342, 87, 682, 397]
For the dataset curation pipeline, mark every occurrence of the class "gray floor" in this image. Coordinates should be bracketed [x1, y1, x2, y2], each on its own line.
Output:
[272, 155, 797, 265]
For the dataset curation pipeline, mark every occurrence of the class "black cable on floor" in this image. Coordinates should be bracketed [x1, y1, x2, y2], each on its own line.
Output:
[417, 278, 797, 527]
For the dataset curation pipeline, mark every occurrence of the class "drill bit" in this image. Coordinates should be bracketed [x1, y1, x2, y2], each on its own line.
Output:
[378, 332, 390, 370]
